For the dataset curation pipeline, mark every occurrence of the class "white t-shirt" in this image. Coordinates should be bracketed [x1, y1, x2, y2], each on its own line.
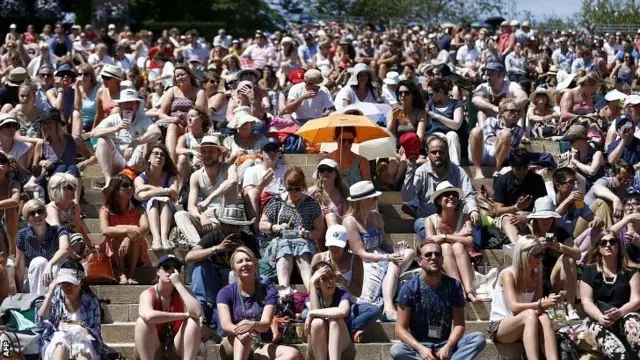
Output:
[474, 80, 523, 99]
[97, 112, 154, 152]
[456, 45, 479, 67]
[87, 53, 114, 66]
[287, 83, 334, 121]
[242, 164, 288, 194]
[334, 86, 377, 112]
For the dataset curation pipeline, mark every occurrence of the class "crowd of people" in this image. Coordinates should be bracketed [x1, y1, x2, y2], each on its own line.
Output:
[0, 18, 636, 360]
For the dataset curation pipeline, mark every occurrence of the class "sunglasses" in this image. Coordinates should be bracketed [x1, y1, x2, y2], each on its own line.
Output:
[399, 90, 411, 97]
[530, 251, 542, 258]
[150, 151, 165, 158]
[286, 186, 303, 192]
[442, 192, 459, 198]
[340, 138, 354, 143]
[421, 251, 442, 259]
[599, 238, 618, 247]
[120, 183, 132, 189]
[63, 184, 76, 191]
[263, 146, 280, 153]
[39, 73, 52, 78]
[317, 166, 334, 174]
[28, 208, 46, 217]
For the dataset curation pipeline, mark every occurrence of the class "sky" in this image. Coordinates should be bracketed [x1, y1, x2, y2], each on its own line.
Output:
[517, 0, 582, 20]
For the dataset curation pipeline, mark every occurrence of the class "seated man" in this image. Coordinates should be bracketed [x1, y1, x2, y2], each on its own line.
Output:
[471, 62, 527, 129]
[391, 241, 486, 360]
[493, 149, 548, 243]
[584, 159, 633, 228]
[607, 115, 640, 167]
[91, 88, 161, 186]
[468, 98, 526, 179]
[283, 69, 335, 124]
[242, 137, 288, 227]
[402, 135, 480, 240]
[184, 205, 258, 332]
[175, 136, 238, 247]
[134, 255, 202, 360]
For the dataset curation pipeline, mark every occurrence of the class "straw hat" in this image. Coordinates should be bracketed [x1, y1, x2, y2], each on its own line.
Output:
[529, 88, 555, 107]
[430, 181, 464, 203]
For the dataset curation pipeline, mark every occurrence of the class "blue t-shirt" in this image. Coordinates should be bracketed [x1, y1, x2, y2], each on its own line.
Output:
[607, 137, 640, 166]
[395, 274, 465, 342]
[216, 282, 278, 340]
[305, 287, 352, 331]
[426, 99, 464, 135]
[615, 50, 640, 62]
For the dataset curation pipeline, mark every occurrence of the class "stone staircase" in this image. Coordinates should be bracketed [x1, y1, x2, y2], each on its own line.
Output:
[74, 140, 563, 359]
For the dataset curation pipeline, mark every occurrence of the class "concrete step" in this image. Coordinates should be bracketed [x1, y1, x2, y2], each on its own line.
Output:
[107, 339, 525, 360]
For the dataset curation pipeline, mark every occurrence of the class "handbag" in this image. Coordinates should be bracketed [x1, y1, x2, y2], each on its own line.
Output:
[83, 251, 116, 285]
[0, 326, 25, 360]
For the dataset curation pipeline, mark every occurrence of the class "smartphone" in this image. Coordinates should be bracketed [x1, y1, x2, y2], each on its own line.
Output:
[545, 233, 555, 242]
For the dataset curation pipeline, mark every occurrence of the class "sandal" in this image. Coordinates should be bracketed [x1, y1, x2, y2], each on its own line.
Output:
[127, 278, 139, 285]
[151, 239, 162, 251]
[161, 239, 175, 250]
[352, 330, 364, 343]
[119, 275, 128, 285]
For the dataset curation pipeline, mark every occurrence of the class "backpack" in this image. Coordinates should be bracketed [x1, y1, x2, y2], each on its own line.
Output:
[282, 135, 306, 154]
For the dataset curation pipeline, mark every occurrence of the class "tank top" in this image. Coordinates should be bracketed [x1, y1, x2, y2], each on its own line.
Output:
[198, 164, 227, 212]
[42, 134, 77, 168]
[81, 86, 99, 128]
[102, 87, 116, 116]
[184, 133, 203, 164]
[341, 155, 363, 187]
[617, 66, 633, 86]
[46, 202, 76, 232]
[316, 54, 332, 74]
[427, 213, 464, 234]
[170, 90, 195, 124]
[360, 227, 384, 252]
[489, 269, 536, 322]
[148, 286, 185, 336]
[320, 251, 355, 283]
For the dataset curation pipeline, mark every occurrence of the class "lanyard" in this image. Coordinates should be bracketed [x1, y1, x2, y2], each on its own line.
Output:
[238, 284, 259, 321]
[277, 194, 301, 229]
[155, 285, 173, 313]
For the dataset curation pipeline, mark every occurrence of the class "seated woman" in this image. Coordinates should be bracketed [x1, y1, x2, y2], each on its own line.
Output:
[526, 87, 559, 139]
[15, 199, 72, 295]
[311, 225, 380, 343]
[306, 261, 355, 360]
[37, 260, 102, 360]
[176, 106, 213, 191]
[134, 144, 179, 251]
[31, 109, 94, 202]
[0, 151, 20, 260]
[46, 173, 92, 248]
[11, 80, 44, 148]
[223, 106, 268, 179]
[519, 196, 581, 320]
[343, 181, 415, 321]
[563, 124, 605, 190]
[611, 194, 640, 264]
[425, 78, 465, 165]
[71, 63, 100, 136]
[488, 236, 561, 360]
[217, 246, 300, 360]
[328, 126, 370, 187]
[425, 181, 478, 302]
[258, 166, 325, 294]
[100, 173, 151, 284]
[580, 230, 640, 358]
[386, 80, 427, 142]
[308, 159, 350, 228]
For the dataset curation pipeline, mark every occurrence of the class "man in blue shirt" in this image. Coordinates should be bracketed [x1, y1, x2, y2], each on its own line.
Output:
[298, 33, 318, 69]
[391, 241, 486, 360]
[607, 115, 640, 166]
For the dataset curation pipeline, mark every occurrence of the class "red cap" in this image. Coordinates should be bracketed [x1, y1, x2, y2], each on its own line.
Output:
[399, 133, 421, 159]
[289, 69, 305, 84]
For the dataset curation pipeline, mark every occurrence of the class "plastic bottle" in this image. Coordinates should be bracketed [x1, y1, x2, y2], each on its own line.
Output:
[574, 183, 584, 209]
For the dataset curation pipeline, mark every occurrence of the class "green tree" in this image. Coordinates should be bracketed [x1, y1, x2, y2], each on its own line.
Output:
[578, 0, 640, 28]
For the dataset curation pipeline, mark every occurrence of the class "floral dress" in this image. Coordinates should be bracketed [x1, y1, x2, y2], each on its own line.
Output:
[99, 204, 151, 266]
[356, 215, 389, 305]
[263, 194, 320, 260]
[37, 287, 102, 360]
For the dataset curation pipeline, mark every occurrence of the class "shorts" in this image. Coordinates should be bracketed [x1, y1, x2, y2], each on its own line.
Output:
[486, 320, 501, 341]
[133, 342, 181, 360]
[467, 142, 496, 166]
[219, 337, 276, 360]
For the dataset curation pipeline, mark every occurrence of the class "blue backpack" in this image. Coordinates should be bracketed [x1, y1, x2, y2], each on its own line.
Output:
[282, 134, 306, 154]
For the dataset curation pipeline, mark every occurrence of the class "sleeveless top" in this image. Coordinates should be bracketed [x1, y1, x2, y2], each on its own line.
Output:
[360, 227, 384, 252]
[617, 66, 633, 86]
[489, 269, 536, 322]
[396, 114, 417, 138]
[138, 172, 174, 208]
[211, 98, 228, 123]
[321, 251, 355, 283]
[46, 202, 76, 232]
[35, 88, 53, 111]
[8, 140, 30, 160]
[170, 91, 195, 125]
[42, 134, 77, 168]
[81, 86, 99, 128]
[427, 212, 464, 234]
[197, 164, 227, 212]
[572, 100, 593, 116]
[150, 93, 163, 109]
[341, 155, 363, 187]
[102, 88, 116, 116]
[316, 54, 332, 74]
[147, 286, 185, 336]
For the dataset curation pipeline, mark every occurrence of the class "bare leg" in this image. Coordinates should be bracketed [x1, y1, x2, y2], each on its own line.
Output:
[52, 344, 70, 360]
[469, 128, 485, 179]
[230, 335, 252, 360]
[134, 317, 161, 360]
[147, 202, 161, 249]
[295, 254, 312, 290]
[95, 137, 123, 185]
[165, 124, 182, 163]
[172, 317, 201, 360]
[309, 318, 328, 360]
[494, 309, 541, 360]
[452, 242, 477, 300]
[276, 255, 294, 287]
[71, 110, 83, 137]
[177, 154, 191, 192]
[113, 238, 127, 280]
[328, 318, 351, 360]
[381, 248, 414, 320]
[538, 313, 559, 360]
[501, 215, 520, 244]
[160, 202, 173, 241]
[493, 129, 512, 171]
[441, 243, 462, 282]
[5, 208, 18, 257]
[0, 269, 8, 306]
[551, 254, 577, 311]
[126, 236, 141, 283]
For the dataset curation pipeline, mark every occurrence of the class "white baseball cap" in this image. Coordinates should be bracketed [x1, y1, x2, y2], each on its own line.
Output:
[325, 225, 348, 248]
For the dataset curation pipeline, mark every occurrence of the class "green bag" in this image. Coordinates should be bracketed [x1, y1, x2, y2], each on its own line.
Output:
[7, 310, 36, 332]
